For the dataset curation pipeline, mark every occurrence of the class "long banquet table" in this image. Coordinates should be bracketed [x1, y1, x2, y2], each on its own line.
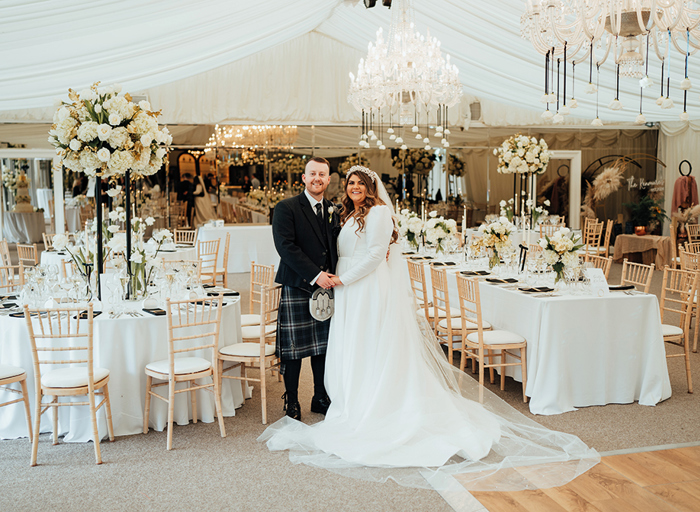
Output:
[419, 260, 672, 415]
[0, 298, 248, 441]
[198, 224, 280, 273]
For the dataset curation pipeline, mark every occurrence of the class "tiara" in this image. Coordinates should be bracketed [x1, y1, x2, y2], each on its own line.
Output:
[347, 165, 378, 183]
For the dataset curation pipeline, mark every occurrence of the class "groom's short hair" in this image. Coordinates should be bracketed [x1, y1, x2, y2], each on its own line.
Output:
[306, 157, 330, 171]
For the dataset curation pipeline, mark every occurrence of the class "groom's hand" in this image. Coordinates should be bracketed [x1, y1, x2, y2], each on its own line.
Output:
[316, 272, 336, 289]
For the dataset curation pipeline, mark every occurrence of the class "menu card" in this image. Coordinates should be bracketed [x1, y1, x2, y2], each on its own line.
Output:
[584, 268, 610, 297]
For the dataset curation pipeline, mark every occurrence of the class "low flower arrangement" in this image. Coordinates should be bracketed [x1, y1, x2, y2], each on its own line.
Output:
[538, 228, 583, 282]
[424, 211, 458, 253]
[397, 209, 425, 250]
[473, 217, 514, 268]
[499, 198, 515, 222]
[530, 198, 551, 225]
[246, 189, 266, 206]
[339, 154, 371, 175]
[494, 134, 551, 174]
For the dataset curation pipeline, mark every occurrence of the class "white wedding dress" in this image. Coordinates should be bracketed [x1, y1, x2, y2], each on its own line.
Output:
[260, 205, 598, 490]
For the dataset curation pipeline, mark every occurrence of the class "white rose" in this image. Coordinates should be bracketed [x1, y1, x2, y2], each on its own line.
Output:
[96, 124, 112, 141]
[52, 234, 69, 251]
[108, 210, 119, 221]
[108, 112, 122, 126]
[107, 224, 120, 234]
[97, 148, 111, 162]
[106, 185, 122, 197]
[130, 251, 144, 264]
[138, 100, 151, 111]
[108, 233, 127, 253]
[155, 147, 166, 159]
[499, 200, 506, 207]
[544, 250, 559, 265]
[79, 88, 97, 102]
[140, 133, 153, 146]
[69, 139, 81, 151]
[145, 216, 155, 226]
[77, 121, 99, 142]
[429, 210, 438, 218]
[538, 238, 548, 248]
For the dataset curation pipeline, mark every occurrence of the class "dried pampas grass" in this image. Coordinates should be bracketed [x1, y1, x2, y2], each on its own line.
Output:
[672, 204, 700, 222]
[592, 165, 625, 203]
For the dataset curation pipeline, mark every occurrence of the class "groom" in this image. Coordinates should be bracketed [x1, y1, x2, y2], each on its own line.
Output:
[272, 157, 339, 420]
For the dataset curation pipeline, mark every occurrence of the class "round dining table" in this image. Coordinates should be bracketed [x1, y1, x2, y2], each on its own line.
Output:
[0, 297, 248, 442]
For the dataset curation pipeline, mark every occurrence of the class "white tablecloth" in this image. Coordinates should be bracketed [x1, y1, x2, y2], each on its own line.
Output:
[3, 211, 45, 243]
[36, 188, 53, 219]
[41, 246, 197, 273]
[198, 225, 280, 273]
[0, 299, 247, 441]
[66, 207, 81, 232]
[476, 282, 671, 415]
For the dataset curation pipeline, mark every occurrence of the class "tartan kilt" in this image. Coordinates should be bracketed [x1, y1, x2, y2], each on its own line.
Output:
[276, 285, 330, 361]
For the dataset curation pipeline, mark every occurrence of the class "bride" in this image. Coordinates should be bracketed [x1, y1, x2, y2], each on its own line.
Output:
[260, 165, 598, 490]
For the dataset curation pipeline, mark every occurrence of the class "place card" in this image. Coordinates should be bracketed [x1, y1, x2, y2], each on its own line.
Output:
[585, 268, 610, 297]
[215, 219, 225, 228]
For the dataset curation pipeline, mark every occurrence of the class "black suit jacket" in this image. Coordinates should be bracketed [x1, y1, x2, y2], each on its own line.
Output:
[272, 193, 340, 292]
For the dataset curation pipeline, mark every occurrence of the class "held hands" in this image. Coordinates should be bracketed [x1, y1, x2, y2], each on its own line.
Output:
[316, 271, 338, 290]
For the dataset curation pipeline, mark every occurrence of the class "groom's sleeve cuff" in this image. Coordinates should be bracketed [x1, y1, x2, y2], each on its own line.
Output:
[310, 271, 322, 285]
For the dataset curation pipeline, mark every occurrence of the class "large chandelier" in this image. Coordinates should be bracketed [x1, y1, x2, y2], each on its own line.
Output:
[521, 0, 700, 124]
[348, 0, 462, 150]
[205, 125, 298, 150]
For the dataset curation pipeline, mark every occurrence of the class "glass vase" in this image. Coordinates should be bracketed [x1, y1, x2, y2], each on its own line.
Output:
[488, 249, 500, 270]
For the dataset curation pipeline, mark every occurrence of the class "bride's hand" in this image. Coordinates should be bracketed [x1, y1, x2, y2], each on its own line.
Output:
[331, 276, 343, 287]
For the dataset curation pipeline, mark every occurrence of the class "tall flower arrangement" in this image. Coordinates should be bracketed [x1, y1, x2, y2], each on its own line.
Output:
[339, 154, 371, 175]
[472, 217, 514, 268]
[397, 209, 425, 250]
[49, 82, 172, 178]
[494, 134, 551, 175]
[392, 149, 436, 175]
[538, 228, 583, 282]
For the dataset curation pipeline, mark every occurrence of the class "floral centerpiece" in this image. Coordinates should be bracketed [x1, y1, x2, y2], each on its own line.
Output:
[339, 154, 371, 175]
[1, 165, 25, 196]
[424, 211, 458, 254]
[266, 189, 286, 207]
[472, 217, 514, 268]
[392, 149, 436, 175]
[530, 199, 551, 225]
[447, 153, 466, 177]
[499, 198, 515, 222]
[397, 209, 425, 250]
[66, 194, 89, 208]
[494, 134, 551, 174]
[246, 189, 266, 206]
[49, 82, 171, 178]
[538, 228, 583, 282]
[270, 154, 306, 182]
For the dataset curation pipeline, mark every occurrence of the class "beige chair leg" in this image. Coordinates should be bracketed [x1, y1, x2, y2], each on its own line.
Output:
[191, 381, 198, 424]
[51, 397, 58, 445]
[166, 380, 175, 451]
[684, 335, 694, 394]
[240, 363, 247, 398]
[459, 345, 467, 373]
[20, 379, 33, 443]
[143, 376, 152, 434]
[30, 394, 42, 466]
[500, 350, 506, 391]
[693, 311, 699, 353]
[103, 384, 115, 442]
[521, 347, 528, 403]
[88, 389, 102, 465]
[260, 361, 267, 425]
[213, 372, 226, 438]
[488, 351, 495, 384]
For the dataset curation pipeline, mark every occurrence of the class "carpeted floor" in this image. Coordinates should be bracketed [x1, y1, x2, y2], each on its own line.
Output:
[1, 247, 700, 511]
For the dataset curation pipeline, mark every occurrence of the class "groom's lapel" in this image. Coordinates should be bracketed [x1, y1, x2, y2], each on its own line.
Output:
[299, 193, 325, 246]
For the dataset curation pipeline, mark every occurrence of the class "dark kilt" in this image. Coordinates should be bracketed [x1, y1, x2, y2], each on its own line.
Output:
[276, 285, 330, 364]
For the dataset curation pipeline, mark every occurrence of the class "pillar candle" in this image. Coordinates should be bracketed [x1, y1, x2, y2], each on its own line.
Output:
[461, 205, 467, 235]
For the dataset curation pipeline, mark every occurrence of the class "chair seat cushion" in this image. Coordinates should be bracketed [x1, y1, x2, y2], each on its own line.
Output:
[0, 363, 25, 380]
[42, 367, 110, 388]
[662, 324, 684, 337]
[145, 357, 211, 375]
[219, 342, 276, 358]
[438, 317, 492, 330]
[466, 330, 525, 345]
[420, 307, 460, 319]
[241, 324, 277, 339]
[240, 313, 262, 327]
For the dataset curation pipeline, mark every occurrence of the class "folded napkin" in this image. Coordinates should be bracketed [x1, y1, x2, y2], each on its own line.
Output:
[460, 270, 490, 276]
[608, 284, 635, 291]
[486, 278, 518, 284]
[518, 286, 554, 293]
[432, 261, 457, 267]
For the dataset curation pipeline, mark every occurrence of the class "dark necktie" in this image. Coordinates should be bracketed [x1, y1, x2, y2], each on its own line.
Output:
[315, 203, 323, 223]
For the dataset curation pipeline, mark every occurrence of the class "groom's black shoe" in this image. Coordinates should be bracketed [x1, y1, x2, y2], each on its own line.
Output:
[283, 392, 302, 421]
[310, 395, 331, 415]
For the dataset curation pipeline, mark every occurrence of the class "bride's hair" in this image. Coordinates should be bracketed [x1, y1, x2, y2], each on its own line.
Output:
[341, 168, 398, 244]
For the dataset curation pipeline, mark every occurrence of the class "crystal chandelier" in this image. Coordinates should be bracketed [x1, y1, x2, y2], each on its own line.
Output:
[521, 0, 700, 123]
[205, 125, 298, 150]
[348, 0, 461, 150]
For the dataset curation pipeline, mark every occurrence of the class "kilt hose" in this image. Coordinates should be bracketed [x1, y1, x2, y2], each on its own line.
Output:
[276, 285, 330, 372]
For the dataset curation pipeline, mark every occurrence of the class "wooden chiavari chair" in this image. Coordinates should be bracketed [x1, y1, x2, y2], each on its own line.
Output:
[407, 259, 430, 317]
[684, 241, 700, 254]
[213, 232, 230, 288]
[578, 219, 604, 261]
[42, 233, 55, 251]
[686, 223, 700, 244]
[0, 264, 24, 294]
[197, 239, 220, 286]
[586, 255, 613, 280]
[659, 267, 698, 393]
[0, 364, 32, 442]
[431, 265, 462, 365]
[241, 261, 275, 327]
[143, 295, 226, 449]
[218, 284, 281, 424]
[24, 304, 114, 465]
[458, 275, 528, 403]
[0, 239, 11, 266]
[539, 223, 566, 238]
[173, 229, 197, 246]
[620, 258, 655, 293]
[17, 244, 39, 267]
